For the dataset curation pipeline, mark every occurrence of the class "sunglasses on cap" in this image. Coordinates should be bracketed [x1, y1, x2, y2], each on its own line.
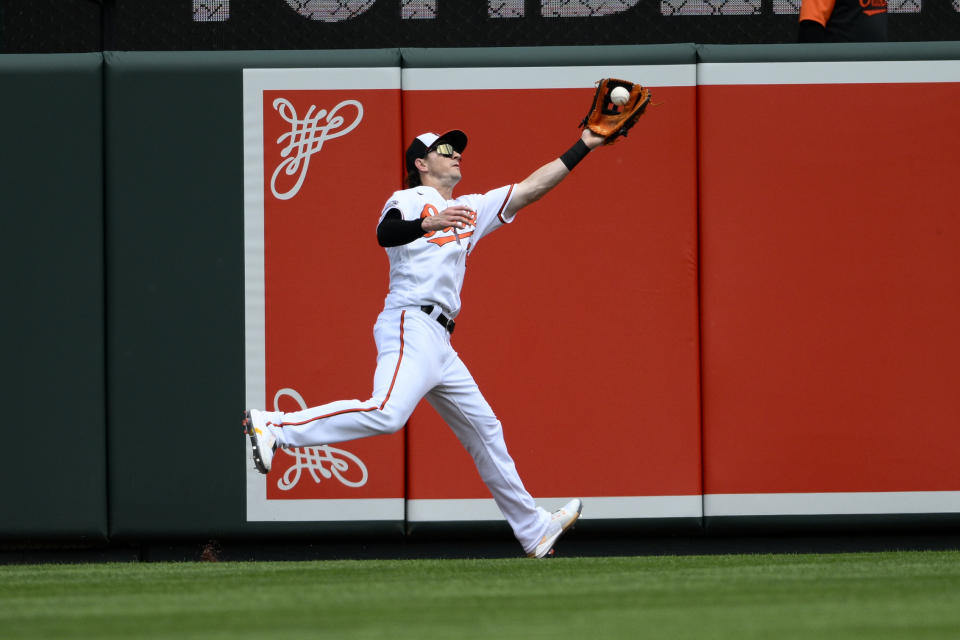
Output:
[431, 143, 456, 158]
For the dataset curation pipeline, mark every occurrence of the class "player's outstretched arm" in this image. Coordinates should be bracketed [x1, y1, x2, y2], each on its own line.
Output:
[503, 129, 605, 218]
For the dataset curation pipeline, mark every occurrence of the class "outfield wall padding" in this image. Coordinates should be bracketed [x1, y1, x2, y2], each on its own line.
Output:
[395, 48, 702, 536]
[697, 54, 960, 527]
[0, 53, 107, 540]
[104, 49, 404, 541]
[3, 43, 960, 544]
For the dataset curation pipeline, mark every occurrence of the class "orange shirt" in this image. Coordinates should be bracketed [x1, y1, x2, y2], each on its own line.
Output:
[799, 0, 887, 40]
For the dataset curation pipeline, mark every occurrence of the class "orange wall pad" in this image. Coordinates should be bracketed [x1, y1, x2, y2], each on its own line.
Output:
[699, 77, 960, 496]
[262, 86, 406, 501]
[402, 75, 702, 507]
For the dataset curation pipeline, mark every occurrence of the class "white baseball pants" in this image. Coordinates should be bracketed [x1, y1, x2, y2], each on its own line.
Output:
[263, 306, 550, 554]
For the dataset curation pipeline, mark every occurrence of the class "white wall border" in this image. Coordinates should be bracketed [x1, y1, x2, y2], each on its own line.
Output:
[705, 491, 960, 517]
[699, 60, 960, 85]
[246, 468, 403, 521]
[408, 496, 703, 522]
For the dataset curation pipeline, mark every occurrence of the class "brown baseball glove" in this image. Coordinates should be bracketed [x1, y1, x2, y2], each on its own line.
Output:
[580, 78, 652, 145]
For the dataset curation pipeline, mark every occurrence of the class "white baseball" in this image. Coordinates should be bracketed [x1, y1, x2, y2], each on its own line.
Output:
[610, 86, 630, 106]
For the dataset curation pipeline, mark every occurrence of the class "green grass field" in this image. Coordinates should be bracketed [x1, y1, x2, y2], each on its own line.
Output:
[2, 550, 959, 639]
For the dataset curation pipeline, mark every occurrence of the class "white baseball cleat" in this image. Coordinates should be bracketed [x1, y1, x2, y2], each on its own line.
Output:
[243, 409, 277, 474]
[528, 498, 583, 559]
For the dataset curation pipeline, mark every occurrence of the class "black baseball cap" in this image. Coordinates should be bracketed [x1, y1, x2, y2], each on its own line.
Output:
[405, 129, 468, 173]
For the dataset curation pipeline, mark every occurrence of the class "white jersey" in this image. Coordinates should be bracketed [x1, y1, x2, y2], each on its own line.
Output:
[378, 184, 517, 318]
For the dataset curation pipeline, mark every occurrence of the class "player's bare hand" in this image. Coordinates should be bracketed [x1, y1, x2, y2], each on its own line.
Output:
[422, 205, 475, 232]
[581, 128, 606, 150]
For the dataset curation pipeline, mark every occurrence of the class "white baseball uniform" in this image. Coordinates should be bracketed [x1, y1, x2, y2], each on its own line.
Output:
[260, 183, 551, 555]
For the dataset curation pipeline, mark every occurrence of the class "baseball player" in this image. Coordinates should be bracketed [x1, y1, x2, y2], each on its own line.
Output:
[246, 109, 631, 557]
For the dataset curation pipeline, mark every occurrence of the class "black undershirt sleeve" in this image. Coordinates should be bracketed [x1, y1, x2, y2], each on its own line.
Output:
[799, 19, 827, 42]
[377, 209, 425, 247]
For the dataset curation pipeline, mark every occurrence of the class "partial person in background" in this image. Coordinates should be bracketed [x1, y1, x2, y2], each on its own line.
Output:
[798, 0, 888, 42]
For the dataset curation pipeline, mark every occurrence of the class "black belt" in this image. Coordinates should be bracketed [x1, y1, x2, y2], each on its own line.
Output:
[421, 305, 455, 334]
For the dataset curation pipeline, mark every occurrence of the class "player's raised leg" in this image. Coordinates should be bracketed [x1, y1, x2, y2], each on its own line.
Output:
[244, 309, 442, 471]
